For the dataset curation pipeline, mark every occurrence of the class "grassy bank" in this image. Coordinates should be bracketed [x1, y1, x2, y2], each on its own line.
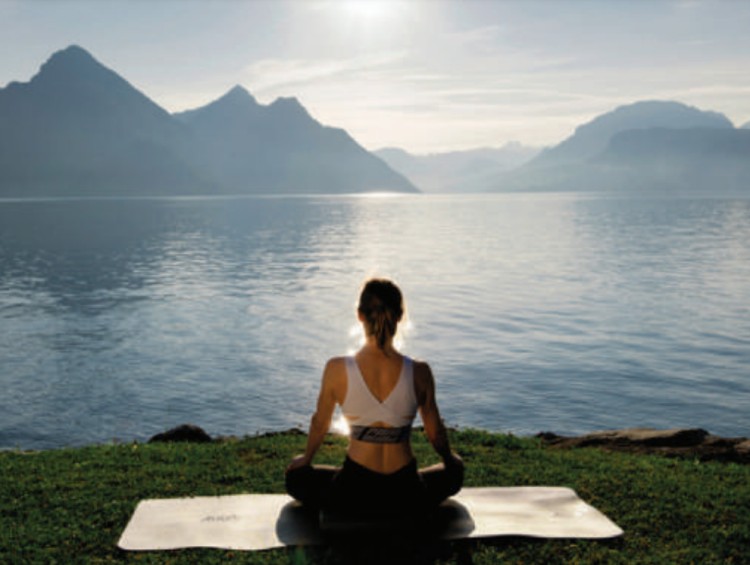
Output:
[1, 429, 748, 564]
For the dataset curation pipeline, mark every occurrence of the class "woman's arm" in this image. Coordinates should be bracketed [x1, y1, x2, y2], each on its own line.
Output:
[415, 361, 463, 468]
[287, 358, 341, 471]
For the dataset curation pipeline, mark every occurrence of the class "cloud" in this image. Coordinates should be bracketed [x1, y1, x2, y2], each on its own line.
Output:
[242, 51, 407, 99]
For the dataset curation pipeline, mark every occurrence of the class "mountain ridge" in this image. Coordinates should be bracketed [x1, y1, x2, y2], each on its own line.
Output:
[0, 46, 206, 196]
[2, 46, 746, 196]
[175, 85, 415, 194]
[0, 45, 417, 196]
[375, 143, 541, 193]
[488, 100, 749, 194]
[529, 100, 733, 168]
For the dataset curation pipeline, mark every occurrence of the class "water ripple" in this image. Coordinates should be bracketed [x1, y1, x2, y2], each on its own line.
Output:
[1, 193, 749, 448]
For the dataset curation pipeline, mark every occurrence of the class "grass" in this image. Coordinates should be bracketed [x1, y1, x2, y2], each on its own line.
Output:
[1, 429, 748, 564]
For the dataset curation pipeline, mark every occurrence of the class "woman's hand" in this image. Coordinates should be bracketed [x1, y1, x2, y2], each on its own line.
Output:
[286, 454, 311, 472]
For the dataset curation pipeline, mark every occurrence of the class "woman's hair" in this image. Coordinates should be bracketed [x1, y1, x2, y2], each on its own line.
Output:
[358, 278, 404, 350]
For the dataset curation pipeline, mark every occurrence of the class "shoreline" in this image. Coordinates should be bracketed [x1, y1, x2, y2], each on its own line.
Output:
[9, 423, 749, 464]
[536, 427, 750, 464]
[152, 424, 750, 464]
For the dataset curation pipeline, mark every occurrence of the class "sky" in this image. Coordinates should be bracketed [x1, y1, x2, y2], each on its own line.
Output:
[1, 0, 750, 153]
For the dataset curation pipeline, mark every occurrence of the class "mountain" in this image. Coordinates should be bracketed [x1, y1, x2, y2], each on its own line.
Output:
[0, 45, 209, 196]
[0, 46, 416, 196]
[595, 127, 750, 191]
[742, 121, 750, 129]
[493, 101, 748, 193]
[175, 87, 416, 194]
[601, 127, 750, 163]
[375, 144, 541, 193]
[529, 100, 733, 168]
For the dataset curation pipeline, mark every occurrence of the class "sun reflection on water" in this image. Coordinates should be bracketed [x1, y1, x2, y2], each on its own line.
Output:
[353, 191, 406, 199]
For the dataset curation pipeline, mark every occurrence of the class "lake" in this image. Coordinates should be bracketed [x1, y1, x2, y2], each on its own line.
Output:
[1, 192, 749, 450]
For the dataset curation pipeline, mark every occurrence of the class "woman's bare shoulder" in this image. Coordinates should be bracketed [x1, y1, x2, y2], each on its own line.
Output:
[323, 357, 348, 380]
[411, 358, 435, 385]
[324, 355, 348, 368]
[320, 357, 348, 404]
[327, 355, 349, 365]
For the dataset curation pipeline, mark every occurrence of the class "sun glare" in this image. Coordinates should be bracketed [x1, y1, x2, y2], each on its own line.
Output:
[331, 414, 351, 436]
[320, 0, 413, 48]
[343, 0, 395, 22]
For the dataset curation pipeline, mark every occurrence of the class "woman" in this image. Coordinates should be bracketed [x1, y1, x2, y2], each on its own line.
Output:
[285, 278, 463, 520]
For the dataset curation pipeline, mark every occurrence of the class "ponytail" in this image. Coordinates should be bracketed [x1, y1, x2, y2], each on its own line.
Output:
[358, 279, 404, 351]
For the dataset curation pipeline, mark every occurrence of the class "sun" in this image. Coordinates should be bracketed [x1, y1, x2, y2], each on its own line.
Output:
[340, 0, 403, 25]
[344, 0, 392, 21]
[317, 0, 414, 42]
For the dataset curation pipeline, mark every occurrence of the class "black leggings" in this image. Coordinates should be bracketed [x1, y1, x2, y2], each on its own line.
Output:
[285, 457, 463, 517]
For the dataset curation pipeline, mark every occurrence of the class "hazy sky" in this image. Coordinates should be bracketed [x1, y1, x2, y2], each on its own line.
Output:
[1, 0, 749, 152]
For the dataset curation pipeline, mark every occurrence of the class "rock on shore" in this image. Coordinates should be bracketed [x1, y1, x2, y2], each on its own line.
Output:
[149, 424, 212, 443]
[537, 428, 750, 464]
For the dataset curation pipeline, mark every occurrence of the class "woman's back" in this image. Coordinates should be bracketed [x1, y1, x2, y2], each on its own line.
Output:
[342, 348, 418, 473]
[354, 348, 404, 404]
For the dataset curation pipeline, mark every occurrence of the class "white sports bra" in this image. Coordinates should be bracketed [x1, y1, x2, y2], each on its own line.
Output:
[341, 356, 418, 429]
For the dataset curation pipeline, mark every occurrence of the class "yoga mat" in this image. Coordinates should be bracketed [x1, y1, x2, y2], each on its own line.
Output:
[118, 487, 623, 551]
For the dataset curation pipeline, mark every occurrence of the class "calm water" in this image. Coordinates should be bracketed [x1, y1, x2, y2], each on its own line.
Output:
[1, 192, 749, 450]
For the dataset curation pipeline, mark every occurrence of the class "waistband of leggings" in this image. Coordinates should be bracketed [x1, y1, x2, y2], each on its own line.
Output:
[343, 456, 418, 477]
[349, 425, 412, 444]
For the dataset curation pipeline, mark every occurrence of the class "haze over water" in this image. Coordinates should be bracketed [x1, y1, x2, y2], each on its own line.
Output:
[1, 192, 749, 450]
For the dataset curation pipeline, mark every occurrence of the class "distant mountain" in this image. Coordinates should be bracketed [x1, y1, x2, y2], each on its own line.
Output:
[0, 46, 416, 196]
[530, 100, 733, 168]
[596, 127, 750, 190]
[0, 45, 208, 196]
[175, 86, 416, 194]
[375, 143, 541, 193]
[742, 121, 750, 129]
[493, 101, 748, 193]
[602, 127, 750, 163]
